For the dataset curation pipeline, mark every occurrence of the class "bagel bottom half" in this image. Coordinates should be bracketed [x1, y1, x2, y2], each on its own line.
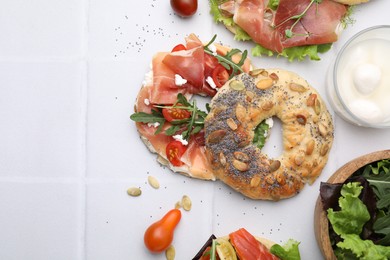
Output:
[204, 70, 334, 200]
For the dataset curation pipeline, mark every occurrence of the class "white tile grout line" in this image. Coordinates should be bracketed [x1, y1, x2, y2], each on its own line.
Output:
[81, 0, 90, 259]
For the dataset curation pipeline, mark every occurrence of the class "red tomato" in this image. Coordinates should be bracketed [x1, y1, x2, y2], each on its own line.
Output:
[204, 53, 220, 77]
[170, 0, 198, 17]
[144, 209, 182, 253]
[171, 44, 187, 52]
[166, 140, 187, 166]
[229, 228, 279, 260]
[162, 104, 191, 122]
[212, 64, 230, 88]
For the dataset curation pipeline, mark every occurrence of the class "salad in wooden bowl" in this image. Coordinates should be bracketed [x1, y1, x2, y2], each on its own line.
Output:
[314, 150, 390, 259]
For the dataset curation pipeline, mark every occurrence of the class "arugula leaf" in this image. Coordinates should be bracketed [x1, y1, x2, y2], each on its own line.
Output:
[267, 0, 280, 10]
[327, 182, 370, 236]
[270, 239, 301, 260]
[130, 94, 208, 141]
[204, 35, 248, 79]
[130, 109, 166, 135]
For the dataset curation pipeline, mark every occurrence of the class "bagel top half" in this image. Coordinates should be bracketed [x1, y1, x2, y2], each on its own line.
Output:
[204, 69, 334, 200]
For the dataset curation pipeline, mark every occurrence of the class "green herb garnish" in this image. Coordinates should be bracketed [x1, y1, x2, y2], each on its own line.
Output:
[204, 35, 248, 79]
[130, 94, 208, 141]
[275, 0, 323, 38]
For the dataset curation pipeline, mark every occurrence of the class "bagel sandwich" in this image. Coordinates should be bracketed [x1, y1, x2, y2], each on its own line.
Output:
[210, 0, 367, 61]
[193, 228, 301, 260]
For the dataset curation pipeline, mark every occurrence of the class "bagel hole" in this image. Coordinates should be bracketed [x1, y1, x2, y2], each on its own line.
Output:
[261, 117, 283, 159]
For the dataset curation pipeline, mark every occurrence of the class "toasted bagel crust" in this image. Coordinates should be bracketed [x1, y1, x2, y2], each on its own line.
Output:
[205, 70, 334, 200]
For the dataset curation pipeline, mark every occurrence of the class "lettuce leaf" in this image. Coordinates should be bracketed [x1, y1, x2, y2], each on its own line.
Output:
[336, 234, 390, 260]
[327, 182, 370, 236]
[270, 239, 301, 260]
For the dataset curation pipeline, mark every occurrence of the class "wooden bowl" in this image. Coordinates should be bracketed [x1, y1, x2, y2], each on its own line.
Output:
[314, 150, 390, 260]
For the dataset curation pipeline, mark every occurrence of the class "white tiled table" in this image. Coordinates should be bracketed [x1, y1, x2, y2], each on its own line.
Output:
[1, 1, 389, 259]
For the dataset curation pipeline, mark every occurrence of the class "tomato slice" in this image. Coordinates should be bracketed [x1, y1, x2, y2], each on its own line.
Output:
[171, 44, 187, 52]
[212, 64, 230, 88]
[229, 228, 279, 260]
[166, 140, 187, 166]
[162, 103, 191, 122]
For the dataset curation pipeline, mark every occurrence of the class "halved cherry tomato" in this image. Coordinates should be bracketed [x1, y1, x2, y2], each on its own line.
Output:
[229, 228, 278, 260]
[166, 140, 187, 166]
[212, 64, 230, 88]
[162, 103, 191, 122]
[171, 44, 187, 52]
[144, 209, 182, 253]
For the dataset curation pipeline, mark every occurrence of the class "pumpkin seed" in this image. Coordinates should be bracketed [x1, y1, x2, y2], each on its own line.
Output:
[165, 245, 175, 260]
[249, 68, 265, 77]
[226, 118, 238, 130]
[289, 83, 307, 92]
[250, 176, 261, 187]
[306, 140, 315, 155]
[181, 195, 192, 211]
[127, 187, 141, 197]
[148, 175, 160, 189]
[229, 80, 245, 91]
[232, 159, 249, 171]
[174, 201, 181, 209]
[269, 160, 281, 172]
[256, 78, 273, 90]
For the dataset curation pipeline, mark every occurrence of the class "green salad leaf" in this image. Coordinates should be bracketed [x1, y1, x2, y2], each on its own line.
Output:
[270, 239, 301, 260]
[335, 234, 390, 260]
[327, 182, 371, 236]
[360, 159, 390, 245]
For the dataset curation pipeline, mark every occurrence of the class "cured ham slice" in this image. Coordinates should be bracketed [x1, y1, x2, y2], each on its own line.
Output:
[234, 0, 283, 53]
[150, 52, 189, 104]
[163, 46, 205, 88]
[227, 0, 347, 53]
[275, 0, 347, 48]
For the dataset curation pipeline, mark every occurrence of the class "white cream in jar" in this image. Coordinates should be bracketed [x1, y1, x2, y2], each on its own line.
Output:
[328, 27, 390, 127]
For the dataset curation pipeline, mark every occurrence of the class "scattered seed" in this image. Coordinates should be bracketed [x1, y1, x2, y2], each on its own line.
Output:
[174, 201, 181, 209]
[148, 175, 160, 189]
[181, 195, 192, 211]
[127, 187, 141, 197]
[165, 245, 175, 260]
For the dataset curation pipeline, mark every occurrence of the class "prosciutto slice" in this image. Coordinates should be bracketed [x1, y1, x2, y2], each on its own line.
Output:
[275, 0, 347, 48]
[150, 52, 188, 104]
[229, 0, 347, 53]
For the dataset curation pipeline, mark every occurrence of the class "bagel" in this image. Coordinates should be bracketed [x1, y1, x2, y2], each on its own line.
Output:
[204, 69, 334, 200]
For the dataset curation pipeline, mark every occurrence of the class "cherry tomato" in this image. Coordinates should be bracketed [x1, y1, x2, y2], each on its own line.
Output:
[211, 64, 230, 88]
[166, 140, 187, 166]
[229, 228, 278, 260]
[144, 209, 182, 253]
[170, 0, 198, 17]
[171, 44, 187, 52]
[162, 104, 191, 122]
[204, 53, 220, 77]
